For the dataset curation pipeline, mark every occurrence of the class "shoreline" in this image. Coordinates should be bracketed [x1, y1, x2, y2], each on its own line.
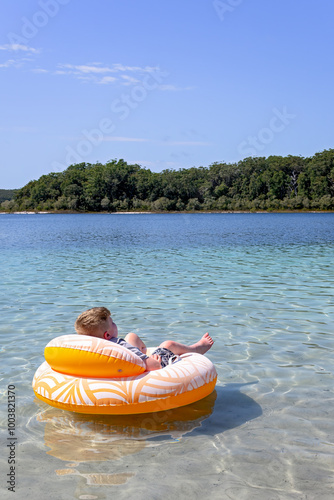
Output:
[1, 210, 334, 215]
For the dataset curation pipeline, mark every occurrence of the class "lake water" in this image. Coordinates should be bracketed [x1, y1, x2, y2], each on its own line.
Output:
[0, 213, 333, 500]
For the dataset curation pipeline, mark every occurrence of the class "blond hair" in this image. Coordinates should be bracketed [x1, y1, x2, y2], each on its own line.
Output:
[75, 307, 111, 336]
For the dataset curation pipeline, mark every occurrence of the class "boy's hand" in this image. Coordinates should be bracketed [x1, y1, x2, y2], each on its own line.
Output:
[145, 354, 161, 371]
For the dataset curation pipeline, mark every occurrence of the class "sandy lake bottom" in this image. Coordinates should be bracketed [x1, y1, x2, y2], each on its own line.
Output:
[1, 213, 333, 499]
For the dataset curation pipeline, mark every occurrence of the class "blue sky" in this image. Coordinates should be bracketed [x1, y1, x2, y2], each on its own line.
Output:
[1, 0, 334, 189]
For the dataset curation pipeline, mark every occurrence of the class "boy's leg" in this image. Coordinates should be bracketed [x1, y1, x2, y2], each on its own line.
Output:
[158, 333, 213, 356]
[124, 332, 147, 354]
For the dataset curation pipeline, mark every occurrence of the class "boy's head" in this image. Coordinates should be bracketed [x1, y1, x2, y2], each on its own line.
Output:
[74, 307, 118, 340]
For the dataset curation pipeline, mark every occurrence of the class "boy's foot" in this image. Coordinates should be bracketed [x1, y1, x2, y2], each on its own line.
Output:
[190, 333, 214, 354]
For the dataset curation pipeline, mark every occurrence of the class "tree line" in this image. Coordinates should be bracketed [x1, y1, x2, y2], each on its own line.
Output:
[0, 189, 16, 204]
[2, 149, 334, 212]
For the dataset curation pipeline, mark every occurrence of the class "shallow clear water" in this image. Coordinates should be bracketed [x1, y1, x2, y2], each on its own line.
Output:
[0, 213, 333, 500]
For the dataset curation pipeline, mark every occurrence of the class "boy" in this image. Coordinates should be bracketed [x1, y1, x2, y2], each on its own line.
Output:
[75, 307, 214, 372]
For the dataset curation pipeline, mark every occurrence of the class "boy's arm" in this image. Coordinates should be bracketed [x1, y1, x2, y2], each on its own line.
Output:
[145, 354, 162, 371]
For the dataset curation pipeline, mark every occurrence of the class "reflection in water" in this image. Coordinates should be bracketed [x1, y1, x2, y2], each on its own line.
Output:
[33, 385, 262, 495]
[55, 469, 135, 485]
[35, 391, 217, 463]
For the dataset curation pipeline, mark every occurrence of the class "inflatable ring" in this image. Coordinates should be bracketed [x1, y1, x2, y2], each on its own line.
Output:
[32, 335, 217, 415]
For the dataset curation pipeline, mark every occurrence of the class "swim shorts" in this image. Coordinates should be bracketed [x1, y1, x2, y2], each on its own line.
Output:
[151, 347, 180, 368]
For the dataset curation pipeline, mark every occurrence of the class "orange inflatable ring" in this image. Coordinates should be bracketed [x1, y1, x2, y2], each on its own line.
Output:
[32, 335, 217, 415]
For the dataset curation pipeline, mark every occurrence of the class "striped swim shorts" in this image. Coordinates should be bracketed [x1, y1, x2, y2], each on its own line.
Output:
[151, 347, 180, 368]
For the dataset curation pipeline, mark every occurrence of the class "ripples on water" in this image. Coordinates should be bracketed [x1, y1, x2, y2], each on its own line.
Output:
[0, 213, 333, 499]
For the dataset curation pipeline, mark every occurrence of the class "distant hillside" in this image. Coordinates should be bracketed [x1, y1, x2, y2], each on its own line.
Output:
[2, 149, 334, 212]
[0, 189, 17, 203]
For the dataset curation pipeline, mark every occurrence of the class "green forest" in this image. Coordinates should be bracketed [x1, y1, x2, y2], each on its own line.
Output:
[2, 148, 334, 212]
[0, 189, 16, 204]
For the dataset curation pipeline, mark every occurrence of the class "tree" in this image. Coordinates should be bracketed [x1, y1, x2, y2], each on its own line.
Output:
[186, 198, 201, 211]
[12, 149, 334, 212]
[1, 199, 15, 211]
[101, 197, 110, 211]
